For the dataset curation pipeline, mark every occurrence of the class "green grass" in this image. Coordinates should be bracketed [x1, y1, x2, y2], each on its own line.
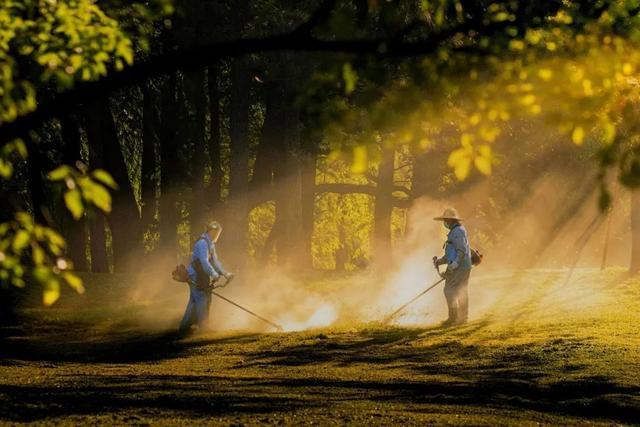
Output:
[1, 268, 639, 425]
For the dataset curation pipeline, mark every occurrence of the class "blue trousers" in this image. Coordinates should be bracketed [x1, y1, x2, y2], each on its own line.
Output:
[179, 282, 212, 331]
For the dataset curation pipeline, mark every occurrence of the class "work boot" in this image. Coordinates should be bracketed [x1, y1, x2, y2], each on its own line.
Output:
[454, 318, 467, 326]
[440, 318, 456, 328]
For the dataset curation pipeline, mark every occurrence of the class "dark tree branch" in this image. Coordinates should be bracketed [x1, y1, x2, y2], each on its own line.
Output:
[315, 183, 376, 195]
[0, 15, 514, 144]
[315, 182, 411, 197]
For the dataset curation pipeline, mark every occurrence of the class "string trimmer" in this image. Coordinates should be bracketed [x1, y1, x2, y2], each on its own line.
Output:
[382, 258, 445, 324]
[210, 275, 284, 332]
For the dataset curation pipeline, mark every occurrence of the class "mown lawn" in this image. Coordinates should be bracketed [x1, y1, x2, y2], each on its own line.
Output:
[1, 268, 639, 425]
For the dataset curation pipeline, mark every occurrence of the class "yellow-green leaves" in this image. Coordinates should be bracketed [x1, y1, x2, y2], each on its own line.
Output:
[42, 280, 60, 306]
[0, 139, 28, 179]
[48, 165, 74, 181]
[342, 63, 358, 95]
[64, 190, 83, 220]
[0, 158, 12, 178]
[0, 211, 84, 307]
[0, 0, 171, 126]
[92, 169, 118, 189]
[351, 145, 368, 174]
[448, 145, 472, 180]
[448, 136, 495, 180]
[48, 163, 116, 219]
[474, 145, 494, 175]
[78, 176, 112, 213]
[538, 68, 553, 81]
[63, 272, 85, 294]
[601, 121, 616, 145]
[572, 126, 585, 145]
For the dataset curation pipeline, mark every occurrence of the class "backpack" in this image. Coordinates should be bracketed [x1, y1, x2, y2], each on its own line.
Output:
[471, 248, 484, 266]
[171, 238, 212, 289]
[172, 264, 189, 283]
[170, 259, 212, 289]
[443, 231, 484, 267]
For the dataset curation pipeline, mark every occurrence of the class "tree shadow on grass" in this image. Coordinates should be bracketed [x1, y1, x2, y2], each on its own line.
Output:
[241, 320, 491, 368]
[0, 329, 262, 364]
[0, 374, 318, 423]
[249, 372, 640, 424]
[240, 322, 640, 424]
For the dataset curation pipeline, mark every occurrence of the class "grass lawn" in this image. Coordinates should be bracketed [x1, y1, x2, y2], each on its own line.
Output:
[1, 268, 639, 425]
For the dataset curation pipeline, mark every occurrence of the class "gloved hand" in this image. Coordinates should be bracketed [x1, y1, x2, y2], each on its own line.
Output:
[432, 256, 438, 267]
[210, 273, 221, 284]
[224, 272, 235, 282]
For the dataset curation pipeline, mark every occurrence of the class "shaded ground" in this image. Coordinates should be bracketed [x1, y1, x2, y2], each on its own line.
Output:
[1, 268, 639, 425]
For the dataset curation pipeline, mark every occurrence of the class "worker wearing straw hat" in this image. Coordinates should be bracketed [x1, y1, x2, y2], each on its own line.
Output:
[179, 221, 233, 332]
[433, 207, 472, 326]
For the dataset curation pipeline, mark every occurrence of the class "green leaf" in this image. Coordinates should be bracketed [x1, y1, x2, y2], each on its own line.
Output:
[43, 280, 60, 307]
[342, 63, 358, 95]
[474, 156, 492, 175]
[45, 229, 66, 250]
[602, 122, 616, 145]
[88, 183, 112, 213]
[48, 165, 72, 181]
[13, 140, 27, 158]
[0, 159, 13, 179]
[453, 158, 471, 180]
[350, 146, 368, 174]
[572, 126, 585, 145]
[91, 169, 118, 189]
[12, 230, 30, 252]
[448, 148, 472, 180]
[63, 272, 85, 294]
[64, 190, 84, 219]
[447, 147, 470, 168]
[32, 245, 45, 265]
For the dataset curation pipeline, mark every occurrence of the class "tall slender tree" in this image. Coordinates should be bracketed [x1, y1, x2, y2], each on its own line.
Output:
[158, 73, 182, 258]
[85, 103, 109, 273]
[141, 81, 161, 244]
[59, 112, 88, 270]
[373, 140, 395, 262]
[85, 96, 142, 272]
[184, 67, 208, 238]
[273, 61, 303, 267]
[226, 1, 251, 265]
[207, 63, 223, 214]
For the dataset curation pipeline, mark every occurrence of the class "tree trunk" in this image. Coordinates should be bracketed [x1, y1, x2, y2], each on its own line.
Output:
[373, 141, 395, 263]
[208, 63, 223, 214]
[227, 56, 250, 265]
[248, 77, 280, 209]
[85, 96, 142, 272]
[24, 135, 48, 225]
[86, 113, 109, 273]
[184, 68, 208, 238]
[630, 189, 640, 274]
[300, 134, 319, 270]
[59, 113, 88, 270]
[273, 71, 303, 268]
[159, 73, 181, 259]
[141, 81, 160, 243]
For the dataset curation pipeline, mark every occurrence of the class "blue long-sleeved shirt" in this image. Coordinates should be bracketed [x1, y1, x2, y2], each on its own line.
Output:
[441, 224, 472, 270]
[187, 233, 227, 282]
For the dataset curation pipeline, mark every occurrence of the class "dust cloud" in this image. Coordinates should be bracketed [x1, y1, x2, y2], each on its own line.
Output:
[122, 168, 630, 334]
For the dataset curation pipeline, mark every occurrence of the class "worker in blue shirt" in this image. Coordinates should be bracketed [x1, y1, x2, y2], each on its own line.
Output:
[179, 221, 233, 332]
[433, 208, 472, 326]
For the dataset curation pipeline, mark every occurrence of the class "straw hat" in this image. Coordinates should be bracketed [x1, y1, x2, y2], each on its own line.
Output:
[206, 220, 222, 231]
[433, 207, 463, 221]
